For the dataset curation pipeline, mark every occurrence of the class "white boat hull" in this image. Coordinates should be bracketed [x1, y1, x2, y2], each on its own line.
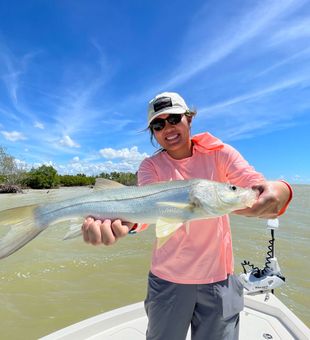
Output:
[40, 293, 310, 340]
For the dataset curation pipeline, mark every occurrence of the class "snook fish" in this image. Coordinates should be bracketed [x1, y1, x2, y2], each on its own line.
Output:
[0, 179, 257, 259]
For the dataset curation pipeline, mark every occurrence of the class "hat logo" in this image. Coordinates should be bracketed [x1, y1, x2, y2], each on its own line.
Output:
[153, 97, 172, 112]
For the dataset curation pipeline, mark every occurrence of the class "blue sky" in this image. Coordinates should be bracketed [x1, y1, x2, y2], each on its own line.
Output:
[0, 0, 309, 183]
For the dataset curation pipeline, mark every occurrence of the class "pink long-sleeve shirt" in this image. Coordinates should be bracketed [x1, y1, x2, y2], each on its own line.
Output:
[137, 132, 265, 284]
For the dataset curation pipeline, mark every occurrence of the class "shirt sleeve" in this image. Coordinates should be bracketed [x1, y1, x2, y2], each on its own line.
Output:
[277, 180, 293, 216]
[217, 144, 266, 187]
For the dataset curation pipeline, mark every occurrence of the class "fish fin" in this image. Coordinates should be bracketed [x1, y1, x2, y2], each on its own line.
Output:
[156, 235, 173, 248]
[156, 202, 192, 210]
[185, 221, 190, 235]
[41, 188, 93, 203]
[0, 205, 44, 259]
[156, 220, 189, 248]
[155, 218, 183, 238]
[94, 178, 125, 190]
[63, 222, 83, 240]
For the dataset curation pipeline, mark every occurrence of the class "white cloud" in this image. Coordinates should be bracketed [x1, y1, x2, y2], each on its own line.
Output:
[44, 146, 150, 176]
[59, 135, 80, 148]
[72, 156, 80, 162]
[34, 121, 44, 129]
[99, 146, 149, 161]
[1, 130, 27, 142]
[55, 159, 141, 176]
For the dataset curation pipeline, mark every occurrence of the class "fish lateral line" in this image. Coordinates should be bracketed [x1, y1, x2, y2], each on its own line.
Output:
[37, 185, 193, 214]
[90, 180, 194, 200]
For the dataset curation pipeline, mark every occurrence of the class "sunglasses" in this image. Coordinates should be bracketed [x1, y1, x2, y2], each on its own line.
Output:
[149, 114, 183, 132]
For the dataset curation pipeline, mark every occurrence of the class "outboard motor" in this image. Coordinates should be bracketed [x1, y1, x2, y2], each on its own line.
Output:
[239, 219, 286, 295]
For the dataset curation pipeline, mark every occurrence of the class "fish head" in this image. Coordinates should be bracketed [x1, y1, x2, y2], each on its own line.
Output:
[216, 183, 258, 209]
[190, 180, 258, 215]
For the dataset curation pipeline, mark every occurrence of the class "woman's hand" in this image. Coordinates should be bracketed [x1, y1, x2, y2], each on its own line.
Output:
[234, 181, 291, 219]
[82, 217, 134, 246]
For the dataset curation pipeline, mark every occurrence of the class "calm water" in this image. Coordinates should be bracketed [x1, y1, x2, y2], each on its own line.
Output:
[0, 185, 309, 339]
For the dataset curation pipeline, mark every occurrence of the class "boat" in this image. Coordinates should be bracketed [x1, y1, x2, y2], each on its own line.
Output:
[40, 219, 309, 339]
[40, 293, 309, 340]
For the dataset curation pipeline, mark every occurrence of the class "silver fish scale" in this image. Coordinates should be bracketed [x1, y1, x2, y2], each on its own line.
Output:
[35, 181, 201, 227]
[35, 180, 196, 216]
[87, 179, 196, 201]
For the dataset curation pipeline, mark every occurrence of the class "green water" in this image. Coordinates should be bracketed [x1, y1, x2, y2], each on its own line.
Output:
[0, 185, 309, 339]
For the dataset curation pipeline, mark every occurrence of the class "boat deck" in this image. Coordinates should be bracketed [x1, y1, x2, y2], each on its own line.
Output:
[41, 293, 310, 340]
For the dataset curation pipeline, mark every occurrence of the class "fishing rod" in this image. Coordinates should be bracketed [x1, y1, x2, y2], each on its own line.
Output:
[239, 218, 286, 295]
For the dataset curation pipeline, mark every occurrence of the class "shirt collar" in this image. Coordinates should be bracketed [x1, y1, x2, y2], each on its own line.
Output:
[192, 132, 224, 153]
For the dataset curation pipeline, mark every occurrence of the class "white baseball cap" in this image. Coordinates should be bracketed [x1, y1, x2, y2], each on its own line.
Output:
[147, 92, 189, 126]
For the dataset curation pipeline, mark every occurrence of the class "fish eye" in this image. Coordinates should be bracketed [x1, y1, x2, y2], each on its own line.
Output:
[229, 185, 237, 191]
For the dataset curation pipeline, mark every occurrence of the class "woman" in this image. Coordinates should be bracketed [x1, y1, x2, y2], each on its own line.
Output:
[82, 92, 292, 340]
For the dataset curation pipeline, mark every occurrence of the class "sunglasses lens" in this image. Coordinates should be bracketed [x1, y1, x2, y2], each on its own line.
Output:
[150, 114, 183, 131]
[151, 119, 165, 131]
[167, 114, 182, 125]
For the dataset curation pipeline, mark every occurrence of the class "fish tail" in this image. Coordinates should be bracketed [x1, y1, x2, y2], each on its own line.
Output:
[0, 205, 44, 259]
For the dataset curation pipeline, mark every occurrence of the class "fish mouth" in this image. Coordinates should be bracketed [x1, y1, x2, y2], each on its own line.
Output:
[220, 189, 258, 209]
[243, 190, 258, 208]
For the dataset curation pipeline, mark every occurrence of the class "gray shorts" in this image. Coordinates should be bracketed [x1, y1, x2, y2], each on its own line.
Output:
[145, 272, 243, 340]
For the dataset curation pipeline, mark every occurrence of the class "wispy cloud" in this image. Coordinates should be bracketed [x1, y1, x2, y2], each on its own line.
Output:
[0, 36, 126, 159]
[51, 41, 117, 130]
[58, 135, 80, 148]
[164, 0, 305, 88]
[256, 47, 310, 77]
[34, 121, 44, 129]
[0, 106, 20, 122]
[268, 18, 310, 45]
[1, 130, 27, 142]
[217, 119, 298, 142]
[0, 42, 39, 115]
[199, 76, 310, 117]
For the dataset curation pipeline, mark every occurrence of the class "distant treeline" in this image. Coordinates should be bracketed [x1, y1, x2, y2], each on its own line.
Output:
[0, 146, 137, 192]
[23, 166, 96, 189]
